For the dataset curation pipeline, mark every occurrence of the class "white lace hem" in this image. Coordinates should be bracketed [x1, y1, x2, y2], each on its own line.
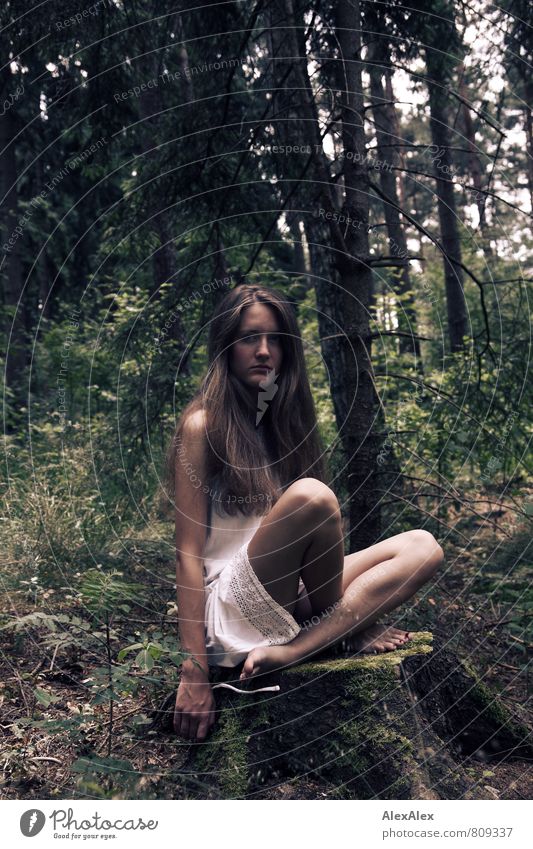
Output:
[227, 541, 301, 645]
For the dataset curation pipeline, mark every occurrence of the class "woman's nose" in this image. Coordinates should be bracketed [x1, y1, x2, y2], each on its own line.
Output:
[256, 335, 270, 357]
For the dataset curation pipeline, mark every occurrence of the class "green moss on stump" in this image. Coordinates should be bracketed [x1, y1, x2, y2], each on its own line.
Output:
[173, 633, 439, 799]
[165, 632, 530, 800]
[294, 630, 433, 677]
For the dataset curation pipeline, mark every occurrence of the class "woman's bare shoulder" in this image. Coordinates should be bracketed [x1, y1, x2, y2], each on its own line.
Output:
[180, 407, 207, 438]
[175, 408, 209, 479]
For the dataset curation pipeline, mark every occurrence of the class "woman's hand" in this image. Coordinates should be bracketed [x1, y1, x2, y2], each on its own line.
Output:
[173, 665, 216, 742]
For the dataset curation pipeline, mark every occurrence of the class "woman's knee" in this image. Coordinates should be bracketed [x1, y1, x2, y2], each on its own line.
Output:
[285, 477, 342, 526]
[408, 529, 444, 576]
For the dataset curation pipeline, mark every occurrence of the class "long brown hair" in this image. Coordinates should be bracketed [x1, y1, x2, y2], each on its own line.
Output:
[165, 284, 329, 516]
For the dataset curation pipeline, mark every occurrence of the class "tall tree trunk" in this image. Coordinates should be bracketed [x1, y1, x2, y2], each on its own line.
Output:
[267, 0, 348, 417]
[276, 0, 382, 546]
[456, 62, 492, 242]
[425, 50, 468, 353]
[0, 69, 27, 412]
[265, 16, 311, 290]
[523, 81, 533, 215]
[367, 45, 422, 361]
[305, 214, 349, 428]
[333, 0, 383, 547]
[137, 56, 190, 369]
[33, 157, 52, 323]
[286, 208, 308, 283]
[174, 12, 195, 106]
[213, 220, 230, 282]
[384, 71, 408, 214]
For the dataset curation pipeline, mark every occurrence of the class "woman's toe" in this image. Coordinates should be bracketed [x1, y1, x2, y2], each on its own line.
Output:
[240, 654, 255, 679]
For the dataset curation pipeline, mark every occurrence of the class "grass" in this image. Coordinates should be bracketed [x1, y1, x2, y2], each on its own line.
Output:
[0, 453, 531, 799]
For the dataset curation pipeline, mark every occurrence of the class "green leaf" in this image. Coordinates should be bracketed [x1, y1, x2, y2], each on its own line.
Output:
[91, 692, 112, 705]
[130, 714, 152, 726]
[117, 642, 145, 661]
[80, 569, 144, 616]
[71, 755, 134, 775]
[135, 649, 154, 671]
[34, 688, 61, 707]
[168, 651, 187, 666]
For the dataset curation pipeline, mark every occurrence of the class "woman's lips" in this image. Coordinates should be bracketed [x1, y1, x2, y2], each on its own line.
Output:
[250, 366, 269, 371]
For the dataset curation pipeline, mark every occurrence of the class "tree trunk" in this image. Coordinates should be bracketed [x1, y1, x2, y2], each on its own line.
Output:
[425, 52, 468, 353]
[305, 214, 349, 428]
[333, 0, 382, 547]
[286, 208, 308, 283]
[0, 69, 27, 413]
[457, 63, 487, 229]
[523, 82, 533, 215]
[384, 71, 408, 213]
[137, 57, 190, 369]
[265, 13, 311, 289]
[367, 46, 422, 361]
[174, 12, 194, 106]
[268, 0, 382, 547]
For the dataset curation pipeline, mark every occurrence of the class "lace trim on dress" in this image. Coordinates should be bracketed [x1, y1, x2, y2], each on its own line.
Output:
[228, 542, 301, 645]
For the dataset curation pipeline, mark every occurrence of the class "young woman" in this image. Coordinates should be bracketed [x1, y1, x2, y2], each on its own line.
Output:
[167, 284, 444, 742]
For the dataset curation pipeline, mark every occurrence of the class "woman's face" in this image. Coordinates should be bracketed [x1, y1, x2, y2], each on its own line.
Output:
[229, 303, 283, 392]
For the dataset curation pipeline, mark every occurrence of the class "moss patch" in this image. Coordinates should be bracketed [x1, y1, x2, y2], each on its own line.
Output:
[218, 712, 249, 798]
[286, 631, 433, 677]
[187, 706, 249, 799]
[166, 632, 520, 799]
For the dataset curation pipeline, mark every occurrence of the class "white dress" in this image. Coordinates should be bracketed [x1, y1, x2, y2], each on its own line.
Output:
[203, 488, 303, 668]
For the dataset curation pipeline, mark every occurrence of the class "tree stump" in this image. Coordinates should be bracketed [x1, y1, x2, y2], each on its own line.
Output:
[154, 632, 532, 799]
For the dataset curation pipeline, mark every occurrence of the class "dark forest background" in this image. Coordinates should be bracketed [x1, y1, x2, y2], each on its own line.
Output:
[0, 0, 531, 799]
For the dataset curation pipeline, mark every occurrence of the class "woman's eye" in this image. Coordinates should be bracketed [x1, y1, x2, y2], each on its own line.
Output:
[239, 334, 280, 343]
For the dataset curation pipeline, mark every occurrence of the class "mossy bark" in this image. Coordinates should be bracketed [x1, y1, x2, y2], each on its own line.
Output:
[155, 632, 532, 799]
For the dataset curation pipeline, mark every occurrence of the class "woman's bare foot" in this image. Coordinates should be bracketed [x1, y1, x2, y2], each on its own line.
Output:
[349, 624, 411, 654]
[240, 626, 410, 680]
[240, 645, 294, 680]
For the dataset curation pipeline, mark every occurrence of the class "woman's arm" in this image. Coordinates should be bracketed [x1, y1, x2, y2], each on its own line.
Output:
[173, 409, 216, 742]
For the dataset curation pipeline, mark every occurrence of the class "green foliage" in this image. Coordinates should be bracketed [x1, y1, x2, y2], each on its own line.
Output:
[0, 566, 187, 798]
[0, 436, 118, 586]
[1, 0, 532, 802]
[470, 526, 533, 648]
[118, 634, 188, 672]
[80, 568, 144, 618]
[0, 609, 117, 667]
[71, 756, 140, 799]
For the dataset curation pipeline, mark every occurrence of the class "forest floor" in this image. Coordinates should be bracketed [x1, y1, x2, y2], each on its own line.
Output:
[0, 494, 531, 800]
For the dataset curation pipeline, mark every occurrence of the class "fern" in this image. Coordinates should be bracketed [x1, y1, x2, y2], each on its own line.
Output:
[80, 568, 145, 618]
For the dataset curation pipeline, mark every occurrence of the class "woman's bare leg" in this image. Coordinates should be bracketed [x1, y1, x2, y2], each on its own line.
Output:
[246, 477, 346, 615]
[244, 480, 442, 670]
[243, 501, 444, 679]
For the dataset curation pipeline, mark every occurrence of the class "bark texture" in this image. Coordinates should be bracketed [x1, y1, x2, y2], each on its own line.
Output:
[425, 50, 468, 353]
[368, 45, 422, 361]
[0, 67, 27, 407]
